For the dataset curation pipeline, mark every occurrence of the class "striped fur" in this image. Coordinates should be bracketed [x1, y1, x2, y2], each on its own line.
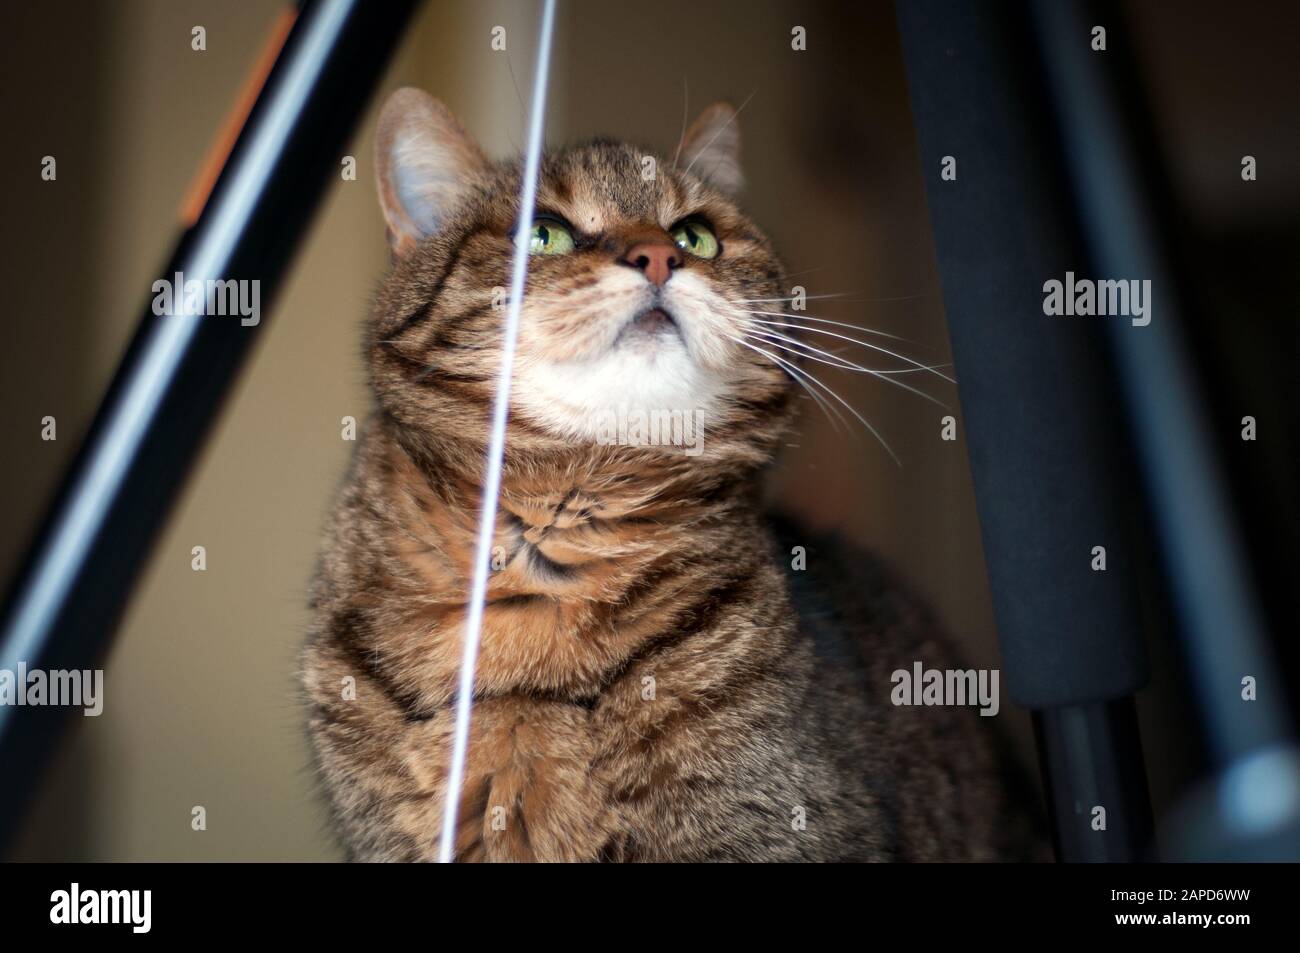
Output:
[302, 91, 1041, 861]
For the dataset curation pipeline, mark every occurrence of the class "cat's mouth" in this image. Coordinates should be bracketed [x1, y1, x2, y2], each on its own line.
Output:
[632, 307, 676, 333]
[616, 307, 682, 347]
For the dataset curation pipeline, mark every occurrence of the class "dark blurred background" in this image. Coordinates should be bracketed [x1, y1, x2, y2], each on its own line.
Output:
[0, 0, 1295, 859]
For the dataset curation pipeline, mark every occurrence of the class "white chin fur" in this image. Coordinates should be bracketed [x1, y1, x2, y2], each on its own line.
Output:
[513, 269, 732, 443]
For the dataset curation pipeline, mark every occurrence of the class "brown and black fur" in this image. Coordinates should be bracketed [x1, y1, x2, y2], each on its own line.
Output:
[302, 89, 1043, 861]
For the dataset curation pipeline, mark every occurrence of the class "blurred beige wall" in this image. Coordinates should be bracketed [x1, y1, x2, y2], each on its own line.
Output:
[4, 0, 1011, 861]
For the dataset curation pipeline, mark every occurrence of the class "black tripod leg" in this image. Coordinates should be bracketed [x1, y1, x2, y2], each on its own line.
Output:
[0, 0, 420, 853]
[1035, 702, 1154, 861]
[895, 0, 1155, 861]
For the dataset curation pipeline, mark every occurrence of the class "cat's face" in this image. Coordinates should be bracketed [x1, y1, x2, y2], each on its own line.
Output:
[369, 89, 793, 465]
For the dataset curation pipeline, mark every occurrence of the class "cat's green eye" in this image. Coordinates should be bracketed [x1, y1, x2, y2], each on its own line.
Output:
[671, 221, 720, 260]
[529, 219, 576, 256]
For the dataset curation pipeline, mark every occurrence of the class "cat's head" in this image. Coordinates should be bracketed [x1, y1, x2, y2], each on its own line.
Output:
[368, 88, 793, 470]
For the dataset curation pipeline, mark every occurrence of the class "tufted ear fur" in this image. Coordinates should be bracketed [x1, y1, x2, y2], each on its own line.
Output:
[678, 102, 743, 196]
[375, 88, 488, 257]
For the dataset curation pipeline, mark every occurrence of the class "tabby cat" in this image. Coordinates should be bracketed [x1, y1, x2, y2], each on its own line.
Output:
[302, 87, 1041, 862]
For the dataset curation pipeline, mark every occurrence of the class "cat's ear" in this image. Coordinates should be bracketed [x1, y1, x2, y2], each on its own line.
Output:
[679, 102, 744, 196]
[375, 88, 488, 257]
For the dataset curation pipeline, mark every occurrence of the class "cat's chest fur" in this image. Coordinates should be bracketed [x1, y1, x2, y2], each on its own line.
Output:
[305, 427, 1033, 861]
[375, 432, 760, 706]
[305, 428, 812, 860]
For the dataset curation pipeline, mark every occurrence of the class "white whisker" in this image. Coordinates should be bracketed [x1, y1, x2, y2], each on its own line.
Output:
[741, 327, 863, 371]
[729, 336, 902, 466]
[779, 265, 827, 280]
[738, 309, 916, 344]
[743, 340, 859, 374]
[738, 337, 848, 433]
[730, 293, 852, 304]
[741, 326, 950, 410]
[744, 324, 952, 376]
[875, 365, 953, 375]
[732, 335, 847, 433]
[741, 314, 956, 384]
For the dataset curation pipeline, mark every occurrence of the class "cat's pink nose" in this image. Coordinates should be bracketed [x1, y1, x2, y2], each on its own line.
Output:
[621, 242, 681, 286]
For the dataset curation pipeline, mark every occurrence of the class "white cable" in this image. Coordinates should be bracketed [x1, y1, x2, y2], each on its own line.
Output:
[437, 0, 558, 863]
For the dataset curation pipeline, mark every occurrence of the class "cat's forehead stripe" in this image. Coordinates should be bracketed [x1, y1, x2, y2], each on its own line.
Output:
[533, 151, 734, 236]
[554, 174, 610, 232]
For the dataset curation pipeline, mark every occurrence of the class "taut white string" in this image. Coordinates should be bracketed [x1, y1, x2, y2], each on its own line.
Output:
[438, 0, 558, 863]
